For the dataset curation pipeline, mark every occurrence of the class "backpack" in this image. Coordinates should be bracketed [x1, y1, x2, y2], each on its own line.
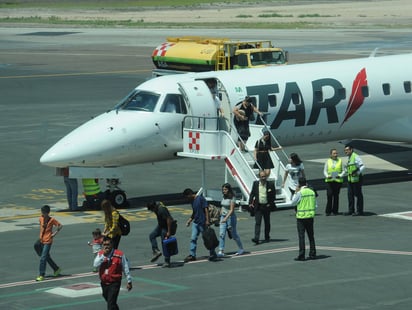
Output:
[202, 226, 219, 250]
[208, 204, 221, 226]
[118, 213, 130, 236]
[170, 219, 178, 236]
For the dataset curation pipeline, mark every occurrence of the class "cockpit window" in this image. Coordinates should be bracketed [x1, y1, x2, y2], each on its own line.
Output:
[160, 94, 187, 114]
[117, 90, 160, 112]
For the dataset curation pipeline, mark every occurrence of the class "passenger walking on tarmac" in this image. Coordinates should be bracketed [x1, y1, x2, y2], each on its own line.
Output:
[217, 183, 244, 257]
[34, 205, 63, 281]
[62, 167, 79, 211]
[323, 148, 344, 216]
[183, 188, 217, 262]
[94, 236, 132, 309]
[248, 171, 276, 244]
[291, 177, 317, 261]
[343, 144, 365, 216]
[88, 228, 104, 272]
[147, 201, 174, 268]
[283, 152, 306, 198]
[101, 199, 122, 249]
[253, 130, 282, 177]
[82, 178, 104, 210]
[233, 96, 263, 152]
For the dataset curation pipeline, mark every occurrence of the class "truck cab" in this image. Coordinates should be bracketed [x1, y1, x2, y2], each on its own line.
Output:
[234, 48, 288, 69]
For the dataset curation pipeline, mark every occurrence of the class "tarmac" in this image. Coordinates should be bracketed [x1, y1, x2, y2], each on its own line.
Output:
[0, 27, 412, 310]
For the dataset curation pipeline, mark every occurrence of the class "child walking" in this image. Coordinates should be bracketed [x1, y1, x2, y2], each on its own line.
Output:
[34, 205, 63, 281]
[88, 228, 104, 272]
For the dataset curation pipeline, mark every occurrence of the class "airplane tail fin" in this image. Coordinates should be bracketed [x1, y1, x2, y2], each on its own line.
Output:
[369, 48, 379, 57]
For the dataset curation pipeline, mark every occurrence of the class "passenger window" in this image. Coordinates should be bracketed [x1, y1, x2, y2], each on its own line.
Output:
[314, 90, 323, 102]
[292, 92, 301, 105]
[268, 94, 277, 107]
[338, 88, 346, 100]
[382, 83, 391, 95]
[361, 85, 369, 97]
[404, 81, 411, 93]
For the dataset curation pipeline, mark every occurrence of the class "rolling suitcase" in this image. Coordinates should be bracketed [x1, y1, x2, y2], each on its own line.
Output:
[162, 237, 178, 257]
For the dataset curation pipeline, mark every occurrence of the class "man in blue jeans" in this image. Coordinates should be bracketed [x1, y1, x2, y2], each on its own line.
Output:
[183, 188, 217, 262]
[147, 201, 174, 268]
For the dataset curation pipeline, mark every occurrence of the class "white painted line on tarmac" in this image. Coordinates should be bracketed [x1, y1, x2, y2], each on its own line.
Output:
[379, 211, 412, 221]
[3, 245, 412, 290]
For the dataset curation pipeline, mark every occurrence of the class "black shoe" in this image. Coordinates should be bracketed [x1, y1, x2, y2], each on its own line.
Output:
[294, 256, 305, 261]
[184, 255, 196, 263]
[307, 255, 317, 260]
[353, 212, 364, 216]
[352, 212, 364, 216]
[208, 254, 218, 261]
[150, 250, 162, 263]
[332, 212, 339, 216]
[251, 238, 259, 245]
[344, 212, 354, 216]
[265, 238, 270, 243]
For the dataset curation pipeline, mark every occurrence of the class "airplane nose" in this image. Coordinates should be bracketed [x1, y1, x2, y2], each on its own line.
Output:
[39, 112, 117, 167]
[40, 143, 73, 167]
[39, 110, 163, 167]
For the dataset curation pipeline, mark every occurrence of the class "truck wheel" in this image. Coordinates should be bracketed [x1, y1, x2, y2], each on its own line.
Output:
[110, 190, 128, 208]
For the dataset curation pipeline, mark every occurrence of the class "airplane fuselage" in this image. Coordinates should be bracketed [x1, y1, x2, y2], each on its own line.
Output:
[40, 53, 412, 168]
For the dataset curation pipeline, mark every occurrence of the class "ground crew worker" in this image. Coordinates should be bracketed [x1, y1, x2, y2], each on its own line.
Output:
[323, 148, 343, 215]
[291, 177, 317, 261]
[82, 178, 104, 210]
[343, 145, 365, 216]
[94, 236, 132, 309]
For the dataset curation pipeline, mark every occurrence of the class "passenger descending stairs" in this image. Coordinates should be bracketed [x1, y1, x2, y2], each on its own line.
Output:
[177, 116, 295, 208]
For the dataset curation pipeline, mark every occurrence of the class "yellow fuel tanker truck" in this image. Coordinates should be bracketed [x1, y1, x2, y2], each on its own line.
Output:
[152, 36, 288, 77]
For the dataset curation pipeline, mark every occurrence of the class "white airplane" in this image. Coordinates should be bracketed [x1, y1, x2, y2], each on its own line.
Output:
[40, 52, 412, 206]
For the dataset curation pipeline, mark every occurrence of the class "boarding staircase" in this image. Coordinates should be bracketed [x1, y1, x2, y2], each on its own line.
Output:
[177, 116, 295, 208]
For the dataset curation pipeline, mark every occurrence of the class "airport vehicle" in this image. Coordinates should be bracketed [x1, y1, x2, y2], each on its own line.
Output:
[40, 53, 412, 207]
[151, 36, 287, 77]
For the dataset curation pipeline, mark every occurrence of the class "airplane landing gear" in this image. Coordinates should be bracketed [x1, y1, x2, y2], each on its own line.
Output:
[105, 178, 129, 208]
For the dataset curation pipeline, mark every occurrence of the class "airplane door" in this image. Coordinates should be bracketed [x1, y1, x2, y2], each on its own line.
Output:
[178, 81, 218, 130]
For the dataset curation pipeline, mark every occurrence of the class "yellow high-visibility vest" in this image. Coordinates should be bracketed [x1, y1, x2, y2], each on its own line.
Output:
[325, 158, 343, 183]
[82, 178, 100, 196]
[296, 187, 316, 219]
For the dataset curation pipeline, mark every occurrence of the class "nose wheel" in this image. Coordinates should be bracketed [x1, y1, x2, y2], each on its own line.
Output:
[105, 179, 129, 208]
[110, 190, 128, 208]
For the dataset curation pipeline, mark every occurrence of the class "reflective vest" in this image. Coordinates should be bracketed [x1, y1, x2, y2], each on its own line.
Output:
[98, 249, 124, 284]
[347, 152, 361, 183]
[325, 158, 343, 183]
[296, 187, 316, 219]
[82, 178, 101, 196]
